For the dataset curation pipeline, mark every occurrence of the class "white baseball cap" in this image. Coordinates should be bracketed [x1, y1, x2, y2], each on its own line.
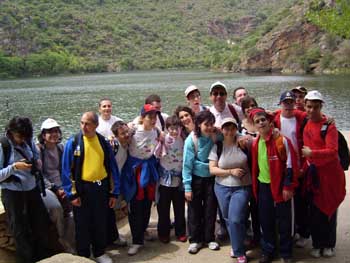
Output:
[41, 118, 60, 131]
[210, 81, 227, 93]
[304, 90, 324, 102]
[184, 85, 200, 97]
[221, 117, 238, 129]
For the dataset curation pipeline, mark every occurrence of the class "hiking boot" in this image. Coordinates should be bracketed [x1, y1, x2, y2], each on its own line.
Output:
[323, 248, 335, 257]
[95, 253, 112, 263]
[158, 235, 170, 243]
[310, 248, 321, 258]
[208, 241, 220, 250]
[128, 244, 143, 256]
[188, 242, 202, 254]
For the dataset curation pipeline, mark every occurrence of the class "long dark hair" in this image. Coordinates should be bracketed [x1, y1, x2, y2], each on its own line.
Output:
[241, 96, 258, 117]
[194, 111, 215, 137]
[6, 116, 33, 142]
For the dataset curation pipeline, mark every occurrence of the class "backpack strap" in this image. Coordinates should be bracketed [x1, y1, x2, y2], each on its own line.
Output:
[0, 137, 11, 167]
[158, 112, 165, 131]
[191, 132, 198, 157]
[227, 104, 240, 124]
[216, 140, 223, 160]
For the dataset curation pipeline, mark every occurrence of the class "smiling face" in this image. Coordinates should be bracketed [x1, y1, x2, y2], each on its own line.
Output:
[80, 112, 98, 137]
[199, 120, 214, 137]
[99, 99, 112, 120]
[234, 88, 247, 105]
[222, 123, 237, 140]
[210, 86, 227, 111]
[42, 127, 60, 145]
[294, 91, 306, 111]
[116, 124, 130, 145]
[281, 99, 296, 117]
[305, 100, 323, 121]
[178, 110, 193, 127]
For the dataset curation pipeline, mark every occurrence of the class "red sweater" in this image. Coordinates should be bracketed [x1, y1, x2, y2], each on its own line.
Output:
[251, 131, 299, 203]
[303, 117, 346, 217]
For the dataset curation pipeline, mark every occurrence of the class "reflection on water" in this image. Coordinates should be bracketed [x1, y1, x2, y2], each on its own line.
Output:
[0, 70, 349, 142]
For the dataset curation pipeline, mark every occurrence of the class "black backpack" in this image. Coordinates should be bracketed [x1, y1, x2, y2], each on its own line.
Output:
[301, 119, 349, 171]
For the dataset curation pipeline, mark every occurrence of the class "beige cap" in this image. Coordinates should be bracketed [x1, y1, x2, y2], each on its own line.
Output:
[185, 85, 200, 97]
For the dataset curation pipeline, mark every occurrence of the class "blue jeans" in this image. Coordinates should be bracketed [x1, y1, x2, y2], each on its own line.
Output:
[214, 183, 251, 256]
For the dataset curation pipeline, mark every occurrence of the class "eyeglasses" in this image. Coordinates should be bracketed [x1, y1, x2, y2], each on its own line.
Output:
[254, 117, 267, 124]
[212, 91, 227, 97]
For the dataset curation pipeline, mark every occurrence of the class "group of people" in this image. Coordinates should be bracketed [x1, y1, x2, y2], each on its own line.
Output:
[0, 81, 347, 263]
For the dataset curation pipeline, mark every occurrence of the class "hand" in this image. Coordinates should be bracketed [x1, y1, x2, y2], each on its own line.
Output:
[237, 135, 250, 149]
[71, 197, 81, 207]
[282, 189, 293, 201]
[302, 146, 312, 157]
[109, 197, 117, 208]
[185, 191, 193, 202]
[272, 128, 280, 139]
[57, 189, 66, 199]
[230, 168, 245, 179]
[13, 161, 32, 171]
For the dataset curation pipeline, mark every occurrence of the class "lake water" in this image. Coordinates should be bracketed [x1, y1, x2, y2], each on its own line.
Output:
[0, 70, 350, 141]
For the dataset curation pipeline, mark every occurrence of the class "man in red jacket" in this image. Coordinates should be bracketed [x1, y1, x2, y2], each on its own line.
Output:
[250, 108, 299, 263]
[301, 90, 345, 258]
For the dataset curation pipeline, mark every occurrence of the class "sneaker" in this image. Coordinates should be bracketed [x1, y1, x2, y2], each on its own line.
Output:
[230, 248, 236, 258]
[208, 241, 220, 250]
[113, 236, 127, 247]
[188, 242, 202, 254]
[310, 248, 321, 258]
[237, 255, 248, 263]
[144, 230, 155, 241]
[128, 244, 143, 256]
[158, 235, 170, 243]
[323, 248, 335, 257]
[95, 253, 112, 263]
[295, 237, 308, 248]
[177, 235, 188, 242]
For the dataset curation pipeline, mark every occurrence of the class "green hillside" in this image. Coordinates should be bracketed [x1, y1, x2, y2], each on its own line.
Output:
[0, 0, 349, 78]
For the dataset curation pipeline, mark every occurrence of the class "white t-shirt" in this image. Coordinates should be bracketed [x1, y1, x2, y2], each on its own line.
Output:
[129, 124, 159, 160]
[280, 115, 298, 153]
[210, 103, 237, 128]
[209, 144, 252, 187]
[160, 134, 183, 173]
[132, 112, 169, 131]
[96, 115, 123, 138]
[232, 103, 244, 122]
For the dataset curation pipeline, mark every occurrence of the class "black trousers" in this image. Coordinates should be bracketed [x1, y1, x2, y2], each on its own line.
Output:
[128, 195, 152, 245]
[106, 207, 120, 244]
[310, 203, 337, 249]
[187, 175, 217, 244]
[294, 178, 310, 239]
[258, 183, 293, 259]
[73, 180, 109, 258]
[1, 187, 53, 263]
[157, 185, 186, 238]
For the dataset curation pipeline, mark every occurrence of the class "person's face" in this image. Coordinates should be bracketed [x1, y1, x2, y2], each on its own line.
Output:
[99, 100, 112, 119]
[235, 89, 247, 105]
[151, 101, 162, 111]
[305, 100, 322, 121]
[178, 111, 193, 127]
[42, 128, 60, 144]
[199, 120, 214, 137]
[12, 132, 26, 145]
[187, 91, 201, 108]
[244, 101, 257, 116]
[168, 125, 179, 138]
[116, 125, 130, 145]
[294, 91, 306, 110]
[281, 99, 295, 116]
[142, 112, 157, 129]
[80, 113, 97, 137]
[253, 114, 270, 134]
[222, 124, 237, 139]
[210, 87, 227, 109]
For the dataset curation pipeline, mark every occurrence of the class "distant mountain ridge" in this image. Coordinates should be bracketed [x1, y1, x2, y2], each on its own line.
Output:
[0, 0, 349, 78]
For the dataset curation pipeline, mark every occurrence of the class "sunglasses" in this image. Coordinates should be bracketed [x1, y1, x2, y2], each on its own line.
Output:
[212, 91, 227, 97]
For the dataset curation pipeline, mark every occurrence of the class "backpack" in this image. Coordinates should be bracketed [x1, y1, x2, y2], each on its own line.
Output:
[0, 136, 11, 168]
[301, 119, 349, 171]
